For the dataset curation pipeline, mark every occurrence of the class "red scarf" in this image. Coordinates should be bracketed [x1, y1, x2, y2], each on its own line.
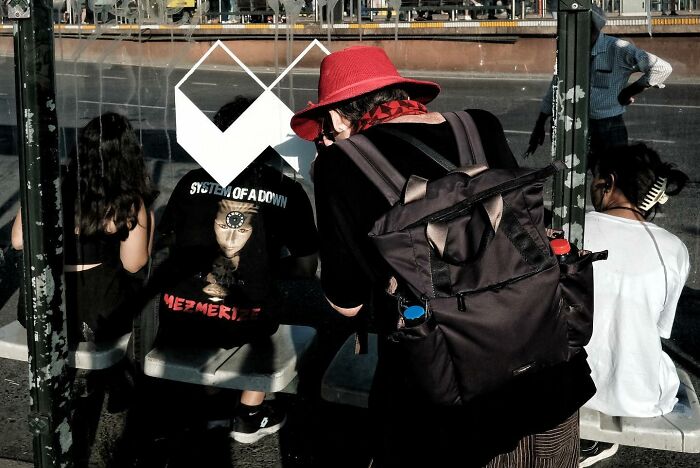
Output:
[355, 99, 428, 133]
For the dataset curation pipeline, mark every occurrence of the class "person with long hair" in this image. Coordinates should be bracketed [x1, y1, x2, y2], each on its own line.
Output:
[291, 46, 595, 468]
[579, 143, 690, 466]
[12, 112, 157, 344]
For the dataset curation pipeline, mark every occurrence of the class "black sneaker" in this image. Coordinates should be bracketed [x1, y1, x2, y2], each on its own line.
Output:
[579, 440, 619, 467]
[230, 401, 286, 444]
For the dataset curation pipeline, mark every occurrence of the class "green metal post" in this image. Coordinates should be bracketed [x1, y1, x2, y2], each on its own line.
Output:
[552, 0, 591, 249]
[12, 0, 73, 466]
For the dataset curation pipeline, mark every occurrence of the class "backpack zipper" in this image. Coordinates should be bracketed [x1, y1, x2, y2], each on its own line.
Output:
[453, 264, 556, 311]
[404, 164, 559, 230]
[457, 293, 467, 311]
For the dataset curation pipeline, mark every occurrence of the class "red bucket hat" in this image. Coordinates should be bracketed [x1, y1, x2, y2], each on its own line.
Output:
[291, 46, 441, 141]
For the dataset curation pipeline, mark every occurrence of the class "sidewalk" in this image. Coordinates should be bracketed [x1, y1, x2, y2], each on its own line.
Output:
[0, 460, 31, 468]
[1, 277, 700, 467]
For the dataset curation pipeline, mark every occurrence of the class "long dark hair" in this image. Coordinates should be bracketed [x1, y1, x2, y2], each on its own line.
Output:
[594, 143, 688, 218]
[64, 112, 157, 239]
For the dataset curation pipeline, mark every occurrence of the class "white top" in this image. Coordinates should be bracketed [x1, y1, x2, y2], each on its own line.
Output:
[583, 211, 690, 417]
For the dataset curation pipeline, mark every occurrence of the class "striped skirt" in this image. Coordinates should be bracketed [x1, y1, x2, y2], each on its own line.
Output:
[483, 411, 580, 468]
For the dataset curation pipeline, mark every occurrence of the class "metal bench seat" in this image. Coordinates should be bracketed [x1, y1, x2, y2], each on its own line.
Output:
[0, 320, 131, 370]
[321, 332, 377, 409]
[143, 324, 316, 392]
[321, 333, 700, 453]
[580, 369, 700, 453]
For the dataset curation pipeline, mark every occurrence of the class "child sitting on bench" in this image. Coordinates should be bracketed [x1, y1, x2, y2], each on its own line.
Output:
[152, 96, 318, 443]
[580, 143, 690, 466]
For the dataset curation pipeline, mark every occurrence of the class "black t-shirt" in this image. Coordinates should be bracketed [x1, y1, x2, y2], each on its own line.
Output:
[155, 157, 318, 346]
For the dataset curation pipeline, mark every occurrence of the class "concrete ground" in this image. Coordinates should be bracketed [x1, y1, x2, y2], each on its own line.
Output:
[0, 460, 31, 468]
[1, 276, 699, 467]
[1, 275, 700, 467]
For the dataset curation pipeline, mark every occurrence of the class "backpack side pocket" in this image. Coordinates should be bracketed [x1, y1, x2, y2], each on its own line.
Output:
[387, 314, 462, 406]
[559, 250, 608, 358]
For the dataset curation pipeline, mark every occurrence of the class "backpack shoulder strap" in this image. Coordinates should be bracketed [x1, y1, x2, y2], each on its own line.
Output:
[335, 135, 405, 205]
[373, 125, 456, 172]
[443, 111, 488, 167]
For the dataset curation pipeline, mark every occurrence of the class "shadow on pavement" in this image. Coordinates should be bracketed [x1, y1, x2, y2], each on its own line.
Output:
[667, 286, 700, 374]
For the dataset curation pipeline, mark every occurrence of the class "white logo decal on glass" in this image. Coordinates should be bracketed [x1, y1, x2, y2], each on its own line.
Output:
[175, 39, 330, 187]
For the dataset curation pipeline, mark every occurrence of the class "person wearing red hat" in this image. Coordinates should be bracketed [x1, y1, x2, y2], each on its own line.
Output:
[292, 46, 594, 467]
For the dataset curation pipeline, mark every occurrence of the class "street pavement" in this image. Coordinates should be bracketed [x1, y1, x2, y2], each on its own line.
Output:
[0, 460, 31, 468]
[0, 268, 699, 467]
[1, 57, 699, 289]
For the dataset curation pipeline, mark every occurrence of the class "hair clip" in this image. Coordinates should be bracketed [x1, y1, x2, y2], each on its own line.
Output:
[637, 176, 669, 212]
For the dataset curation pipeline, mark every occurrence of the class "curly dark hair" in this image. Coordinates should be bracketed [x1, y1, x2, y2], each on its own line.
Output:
[335, 86, 410, 129]
[593, 143, 688, 218]
[63, 112, 157, 239]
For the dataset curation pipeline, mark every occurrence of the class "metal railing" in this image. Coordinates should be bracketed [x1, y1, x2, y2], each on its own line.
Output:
[1, 0, 696, 26]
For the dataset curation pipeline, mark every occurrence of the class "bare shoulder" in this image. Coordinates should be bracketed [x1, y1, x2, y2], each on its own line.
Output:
[387, 112, 446, 124]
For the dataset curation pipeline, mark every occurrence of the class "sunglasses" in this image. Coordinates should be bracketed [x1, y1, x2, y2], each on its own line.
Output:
[323, 116, 337, 139]
[313, 116, 335, 153]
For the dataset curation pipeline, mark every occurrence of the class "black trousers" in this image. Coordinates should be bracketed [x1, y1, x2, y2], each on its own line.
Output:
[589, 114, 629, 168]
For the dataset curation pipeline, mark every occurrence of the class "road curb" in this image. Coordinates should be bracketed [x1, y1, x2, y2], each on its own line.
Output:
[0, 458, 32, 468]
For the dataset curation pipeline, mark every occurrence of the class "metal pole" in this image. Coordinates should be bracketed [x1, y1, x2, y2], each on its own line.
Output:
[10, 0, 73, 466]
[326, 0, 332, 46]
[358, 0, 362, 39]
[552, 0, 591, 249]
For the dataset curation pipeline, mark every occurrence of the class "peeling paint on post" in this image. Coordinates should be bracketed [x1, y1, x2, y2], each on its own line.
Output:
[12, 0, 72, 465]
[552, 0, 592, 250]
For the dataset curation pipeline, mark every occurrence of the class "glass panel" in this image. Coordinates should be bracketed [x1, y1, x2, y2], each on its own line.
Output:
[0, 0, 698, 464]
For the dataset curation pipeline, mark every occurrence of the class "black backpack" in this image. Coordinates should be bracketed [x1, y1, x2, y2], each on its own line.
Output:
[336, 111, 605, 405]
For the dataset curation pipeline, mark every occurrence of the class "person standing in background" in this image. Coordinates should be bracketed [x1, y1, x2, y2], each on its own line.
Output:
[525, 5, 673, 166]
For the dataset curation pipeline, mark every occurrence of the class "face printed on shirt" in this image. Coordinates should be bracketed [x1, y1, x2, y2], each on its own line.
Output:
[213, 199, 258, 259]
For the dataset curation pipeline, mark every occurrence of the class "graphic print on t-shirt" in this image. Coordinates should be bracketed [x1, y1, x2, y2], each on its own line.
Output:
[157, 165, 318, 343]
[189, 180, 289, 208]
[204, 199, 258, 301]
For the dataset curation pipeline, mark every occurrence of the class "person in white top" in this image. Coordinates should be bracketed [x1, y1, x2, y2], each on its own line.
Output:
[579, 143, 690, 467]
